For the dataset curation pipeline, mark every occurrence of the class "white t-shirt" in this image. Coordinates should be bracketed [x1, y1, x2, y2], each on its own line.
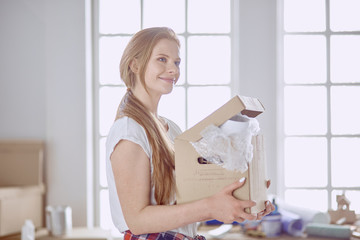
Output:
[106, 116, 197, 237]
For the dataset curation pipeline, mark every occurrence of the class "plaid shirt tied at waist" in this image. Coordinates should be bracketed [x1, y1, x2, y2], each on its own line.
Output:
[124, 230, 206, 240]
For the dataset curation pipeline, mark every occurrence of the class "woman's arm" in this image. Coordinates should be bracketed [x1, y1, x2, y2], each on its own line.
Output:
[111, 140, 261, 235]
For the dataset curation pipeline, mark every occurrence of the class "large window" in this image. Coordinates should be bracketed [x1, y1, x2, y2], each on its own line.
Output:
[94, 0, 238, 234]
[279, 0, 360, 212]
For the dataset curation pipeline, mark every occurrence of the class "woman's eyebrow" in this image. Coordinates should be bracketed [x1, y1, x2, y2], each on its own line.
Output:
[156, 53, 181, 61]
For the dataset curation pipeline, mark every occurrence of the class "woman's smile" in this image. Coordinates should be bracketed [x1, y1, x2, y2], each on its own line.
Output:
[159, 76, 176, 84]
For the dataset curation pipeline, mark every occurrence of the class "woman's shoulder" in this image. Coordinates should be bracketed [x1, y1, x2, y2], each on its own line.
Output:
[107, 116, 148, 143]
[106, 116, 151, 157]
[111, 116, 144, 131]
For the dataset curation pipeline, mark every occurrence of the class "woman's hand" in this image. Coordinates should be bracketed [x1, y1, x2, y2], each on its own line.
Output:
[256, 200, 275, 219]
[206, 177, 258, 224]
[256, 180, 275, 220]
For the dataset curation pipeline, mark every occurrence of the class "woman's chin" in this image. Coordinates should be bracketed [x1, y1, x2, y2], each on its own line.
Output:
[163, 87, 174, 95]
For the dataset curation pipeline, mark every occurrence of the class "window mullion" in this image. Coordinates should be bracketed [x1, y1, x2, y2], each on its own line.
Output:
[230, 0, 240, 96]
[325, 0, 333, 211]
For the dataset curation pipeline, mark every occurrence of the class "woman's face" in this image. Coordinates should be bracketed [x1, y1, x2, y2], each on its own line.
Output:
[143, 38, 180, 97]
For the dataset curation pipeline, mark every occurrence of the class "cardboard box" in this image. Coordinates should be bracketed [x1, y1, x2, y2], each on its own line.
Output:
[175, 95, 268, 213]
[0, 141, 45, 237]
[0, 185, 45, 237]
[0, 141, 44, 187]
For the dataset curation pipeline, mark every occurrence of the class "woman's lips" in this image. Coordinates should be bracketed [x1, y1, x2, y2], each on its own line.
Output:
[160, 77, 175, 84]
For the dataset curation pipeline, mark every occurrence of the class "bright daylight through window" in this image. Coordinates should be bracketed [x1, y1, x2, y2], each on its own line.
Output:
[281, 0, 360, 213]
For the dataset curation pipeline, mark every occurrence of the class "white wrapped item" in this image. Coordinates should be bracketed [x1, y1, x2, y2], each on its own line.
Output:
[191, 113, 260, 172]
[21, 220, 35, 240]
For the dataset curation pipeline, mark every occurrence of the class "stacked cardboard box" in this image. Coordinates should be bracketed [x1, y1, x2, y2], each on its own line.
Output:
[0, 140, 45, 237]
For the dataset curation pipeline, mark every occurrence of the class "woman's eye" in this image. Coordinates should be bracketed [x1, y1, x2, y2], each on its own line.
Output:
[159, 57, 166, 62]
[175, 61, 181, 67]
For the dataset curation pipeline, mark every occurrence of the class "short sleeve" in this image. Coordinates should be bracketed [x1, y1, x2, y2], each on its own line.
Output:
[106, 117, 151, 160]
[162, 117, 183, 140]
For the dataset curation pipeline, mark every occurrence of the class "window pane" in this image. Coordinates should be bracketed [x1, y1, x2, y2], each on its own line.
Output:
[331, 137, 360, 187]
[284, 137, 327, 187]
[332, 190, 360, 214]
[284, 86, 327, 135]
[284, 35, 327, 84]
[99, 36, 131, 85]
[331, 86, 360, 134]
[188, 36, 230, 85]
[331, 36, 360, 83]
[99, 0, 140, 34]
[187, 87, 231, 128]
[188, 0, 230, 33]
[99, 137, 107, 187]
[143, 0, 185, 33]
[330, 0, 360, 31]
[284, 0, 326, 32]
[285, 189, 328, 212]
[158, 87, 186, 131]
[99, 87, 127, 136]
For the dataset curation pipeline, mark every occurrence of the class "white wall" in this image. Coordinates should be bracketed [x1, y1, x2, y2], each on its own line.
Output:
[0, 0, 278, 227]
[237, 0, 278, 194]
[0, 1, 46, 138]
[0, 0, 89, 226]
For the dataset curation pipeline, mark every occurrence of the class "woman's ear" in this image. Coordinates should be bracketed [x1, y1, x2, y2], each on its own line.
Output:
[129, 59, 139, 73]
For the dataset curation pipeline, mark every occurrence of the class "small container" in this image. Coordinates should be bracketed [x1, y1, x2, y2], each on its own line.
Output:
[21, 220, 35, 240]
[261, 199, 282, 237]
[261, 213, 282, 237]
[46, 205, 72, 236]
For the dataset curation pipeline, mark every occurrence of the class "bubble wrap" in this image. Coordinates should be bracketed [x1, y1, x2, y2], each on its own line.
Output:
[191, 113, 260, 173]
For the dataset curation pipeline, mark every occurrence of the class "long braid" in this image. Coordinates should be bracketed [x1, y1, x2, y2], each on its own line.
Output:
[116, 90, 175, 205]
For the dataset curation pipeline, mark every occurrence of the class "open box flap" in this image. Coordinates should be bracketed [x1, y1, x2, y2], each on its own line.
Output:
[176, 95, 265, 142]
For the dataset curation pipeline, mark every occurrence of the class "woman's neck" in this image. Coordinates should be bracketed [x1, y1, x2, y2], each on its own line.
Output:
[130, 87, 169, 131]
[131, 86, 160, 116]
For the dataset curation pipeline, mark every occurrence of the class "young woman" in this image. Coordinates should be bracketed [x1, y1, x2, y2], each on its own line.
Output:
[106, 27, 274, 240]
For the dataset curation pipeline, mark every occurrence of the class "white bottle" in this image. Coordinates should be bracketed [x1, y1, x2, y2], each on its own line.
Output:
[21, 220, 35, 240]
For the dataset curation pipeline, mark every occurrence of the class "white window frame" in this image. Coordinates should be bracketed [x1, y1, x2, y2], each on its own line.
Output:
[277, 0, 360, 210]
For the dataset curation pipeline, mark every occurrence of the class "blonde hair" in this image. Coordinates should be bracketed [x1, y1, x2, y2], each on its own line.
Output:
[120, 27, 180, 92]
[116, 27, 180, 205]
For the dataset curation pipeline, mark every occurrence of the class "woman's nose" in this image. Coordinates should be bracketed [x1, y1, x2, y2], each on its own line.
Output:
[167, 63, 179, 74]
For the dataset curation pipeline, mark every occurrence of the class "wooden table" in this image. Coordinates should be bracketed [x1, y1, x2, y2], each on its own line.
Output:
[198, 224, 338, 240]
[0, 228, 112, 240]
[3, 225, 356, 240]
